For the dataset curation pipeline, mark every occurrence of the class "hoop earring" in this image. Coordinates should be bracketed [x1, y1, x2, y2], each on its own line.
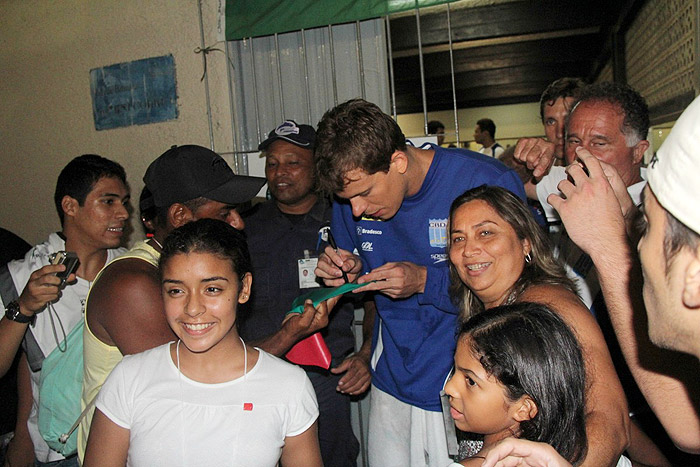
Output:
[525, 253, 532, 264]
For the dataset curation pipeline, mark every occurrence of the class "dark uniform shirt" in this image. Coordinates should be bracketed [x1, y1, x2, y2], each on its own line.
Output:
[243, 197, 362, 466]
[240, 197, 356, 362]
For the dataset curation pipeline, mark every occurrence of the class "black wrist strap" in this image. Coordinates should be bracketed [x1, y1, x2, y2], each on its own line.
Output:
[5, 300, 34, 324]
[1, 261, 45, 370]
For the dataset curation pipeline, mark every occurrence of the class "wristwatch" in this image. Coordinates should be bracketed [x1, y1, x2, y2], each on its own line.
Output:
[4, 300, 34, 324]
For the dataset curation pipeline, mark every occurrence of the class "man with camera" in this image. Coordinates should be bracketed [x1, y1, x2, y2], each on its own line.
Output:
[0, 155, 130, 466]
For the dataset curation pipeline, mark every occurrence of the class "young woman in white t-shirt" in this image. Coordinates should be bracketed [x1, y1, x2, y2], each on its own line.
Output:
[84, 219, 322, 467]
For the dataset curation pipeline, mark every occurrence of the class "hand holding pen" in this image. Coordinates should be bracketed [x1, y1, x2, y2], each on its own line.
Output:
[316, 225, 362, 286]
[325, 228, 349, 284]
[318, 224, 349, 283]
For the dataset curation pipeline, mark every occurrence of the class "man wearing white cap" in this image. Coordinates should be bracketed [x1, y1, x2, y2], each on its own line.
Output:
[638, 101, 700, 360]
[479, 96, 700, 466]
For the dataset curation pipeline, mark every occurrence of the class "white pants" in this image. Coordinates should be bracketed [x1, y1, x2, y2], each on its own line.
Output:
[368, 385, 452, 467]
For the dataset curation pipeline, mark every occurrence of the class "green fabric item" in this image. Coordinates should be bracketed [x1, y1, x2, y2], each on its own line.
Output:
[37, 320, 85, 456]
[226, 0, 455, 40]
[287, 282, 367, 315]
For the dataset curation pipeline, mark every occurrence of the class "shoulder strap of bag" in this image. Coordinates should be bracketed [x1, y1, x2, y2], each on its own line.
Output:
[0, 262, 44, 371]
[60, 394, 97, 445]
[0, 262, 18, 305]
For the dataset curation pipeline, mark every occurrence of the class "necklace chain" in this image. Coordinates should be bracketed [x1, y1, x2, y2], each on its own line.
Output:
[176, 337, 247, 380]
[151, 237, 163, 250]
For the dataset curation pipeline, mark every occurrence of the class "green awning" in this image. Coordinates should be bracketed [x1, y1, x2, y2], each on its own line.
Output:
[226, 0, 455, 40]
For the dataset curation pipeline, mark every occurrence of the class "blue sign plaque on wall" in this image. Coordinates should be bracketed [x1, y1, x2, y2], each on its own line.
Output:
[90, 55, 178, 130]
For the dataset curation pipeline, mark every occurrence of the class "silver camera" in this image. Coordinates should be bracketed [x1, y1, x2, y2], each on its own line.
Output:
[49, 251, 80, 289]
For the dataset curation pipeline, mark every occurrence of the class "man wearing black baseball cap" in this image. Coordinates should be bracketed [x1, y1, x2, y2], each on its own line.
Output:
[258, 119, 316, 151]
[143, 144, 267, 213]
[77, 145, 268, 460]
[242, 122, 372, 466]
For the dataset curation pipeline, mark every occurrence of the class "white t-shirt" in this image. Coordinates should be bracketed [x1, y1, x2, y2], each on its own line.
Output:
[478, 143, 504, 158]
[535, 166, 646, 307]
[96, 343, 318, 467]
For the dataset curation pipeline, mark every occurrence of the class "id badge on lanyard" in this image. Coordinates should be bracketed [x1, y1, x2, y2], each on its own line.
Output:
[298, 254, 320, 289]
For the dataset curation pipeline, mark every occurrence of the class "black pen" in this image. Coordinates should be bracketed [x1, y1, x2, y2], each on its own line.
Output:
[323, 227, 349, 284]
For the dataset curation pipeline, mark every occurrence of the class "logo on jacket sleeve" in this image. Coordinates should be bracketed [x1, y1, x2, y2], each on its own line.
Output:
[429, 218, 447, 248]
[356, 226, 383, 236]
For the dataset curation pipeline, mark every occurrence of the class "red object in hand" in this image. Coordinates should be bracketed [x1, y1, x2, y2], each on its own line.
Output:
[285, 332, 332, 369]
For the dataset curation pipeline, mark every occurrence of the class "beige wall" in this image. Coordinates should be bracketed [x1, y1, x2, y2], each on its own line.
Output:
[0, 1, 551, 246]
[0, 0, 233, 246]
[397, 102, 544, 150]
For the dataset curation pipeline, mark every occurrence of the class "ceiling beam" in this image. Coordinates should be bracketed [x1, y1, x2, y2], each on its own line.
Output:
[393, 36, 603, 78]
[392, 27, 599, 58]
[390, 0, 619, 49]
